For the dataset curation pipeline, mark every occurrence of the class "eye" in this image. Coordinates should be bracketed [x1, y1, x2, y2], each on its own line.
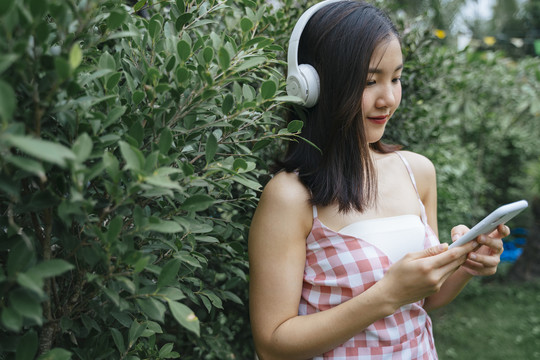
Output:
[392, 77, 401, 83]
[366, 80, 376, 86]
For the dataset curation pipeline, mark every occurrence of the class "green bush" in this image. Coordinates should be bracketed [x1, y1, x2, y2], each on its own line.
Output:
[386, 15, 540, 239]
[0, 0, 300, 358]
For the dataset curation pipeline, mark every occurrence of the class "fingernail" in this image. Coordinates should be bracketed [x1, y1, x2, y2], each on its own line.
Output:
[470, 253, 477, 260]
[452, 235, 458, 242]
[439, 243, 448, 251]
[478, 235, 486, 244]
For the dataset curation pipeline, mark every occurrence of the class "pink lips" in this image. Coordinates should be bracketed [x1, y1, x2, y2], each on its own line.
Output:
[367, 115, 389, 125]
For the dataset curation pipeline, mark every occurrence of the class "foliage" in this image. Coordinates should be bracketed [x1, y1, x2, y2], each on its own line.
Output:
[0, 0, 300, 358]
[431, 278, 540, 359]
[385, 15, 540, 239]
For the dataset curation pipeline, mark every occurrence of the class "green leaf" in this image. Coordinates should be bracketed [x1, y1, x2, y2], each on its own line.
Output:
[107, 216, 123, 242]
[107, 9, 127, 29]
[32, 259, 75, 278]
[5, 155, 46, 180]
[16, 272, 44, 296]
[157, 259, 181, 288]
[136, 298, 166, 322]
[175, 13, 193, 31]
[29, 0, 47, 17]
[240, 17, 254, 32]
[72, 133, 93, 163]
[119, 141, 144, 171]
[0, 0, 15, 15]
[233, 158, 248, 171]
[69, 43, 82, 70]
[98, 52, 116, 71]
[287, 120, 304, 133]
[54, 57, 71, 80]
[110, 328, 125, 354]
[218, 47, 230, 71]
[106, 72, 122, 90]
[158, 287, 186, 301]
[0, 54, 19, 75]
[203, 47, 214, 64]
[175, 0, 185, 12]
[7, 240, 34, 277]
[132, 90, 145, 105]
[16, 330, 38, 360]
[5, 134, 76, 167]
[36, 348, 72, 360]
[0, 80, 16, 122]
[252, 138, 271, 152]
[205, 134, 218, 163]
[261, 80, 277, 100]
[9, 289, 42, 325]
[167, 300, 200, 336]
[235, 56, 266, 72]
[133, 0, 147, 11]
[159, 343, 174, 358]
[175, 67, 190, 83]
[182, 194, 215, 212]
[222, 94, 234, 115]
[128, 320, 146, 347]
[158, 128, 173, 154]
[147, 220, 182, 233]
[1, 307, 23, 332]
[177, 40, 191, 62]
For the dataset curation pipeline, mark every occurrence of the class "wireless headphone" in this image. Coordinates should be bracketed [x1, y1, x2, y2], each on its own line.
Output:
[286, 0, 349, 107]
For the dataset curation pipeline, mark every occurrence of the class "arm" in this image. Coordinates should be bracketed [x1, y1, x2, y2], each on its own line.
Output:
[249, 171, 477, 359]
[248, 172, 397, 359]
[404, 152, 506, 311]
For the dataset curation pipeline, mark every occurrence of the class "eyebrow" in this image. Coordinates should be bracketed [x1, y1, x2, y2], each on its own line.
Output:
[368, 64, 404, 74]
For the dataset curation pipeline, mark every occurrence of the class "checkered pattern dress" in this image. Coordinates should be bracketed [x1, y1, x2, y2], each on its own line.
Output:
[298, 153, 440, 359]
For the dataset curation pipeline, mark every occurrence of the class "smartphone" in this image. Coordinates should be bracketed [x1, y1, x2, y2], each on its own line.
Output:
[448, 200, 528, 249]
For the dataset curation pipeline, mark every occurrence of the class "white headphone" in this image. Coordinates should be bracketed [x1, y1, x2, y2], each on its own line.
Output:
[286, 0, 349, 107]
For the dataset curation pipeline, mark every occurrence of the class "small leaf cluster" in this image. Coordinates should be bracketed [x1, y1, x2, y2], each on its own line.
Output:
[0, 0, 302, 359]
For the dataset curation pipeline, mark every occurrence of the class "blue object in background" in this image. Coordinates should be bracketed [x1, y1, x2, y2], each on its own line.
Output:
[500, 227, 527, 263]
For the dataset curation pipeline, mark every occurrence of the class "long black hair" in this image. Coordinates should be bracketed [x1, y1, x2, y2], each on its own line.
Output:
[278, 1, 401, 213]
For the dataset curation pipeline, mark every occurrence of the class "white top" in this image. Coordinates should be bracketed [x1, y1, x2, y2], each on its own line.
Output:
[338, 214, 426, 263]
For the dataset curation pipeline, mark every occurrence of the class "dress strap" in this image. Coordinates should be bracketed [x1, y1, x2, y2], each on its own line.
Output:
[394, 152, 429, 225]
[312, 205, 318, 219]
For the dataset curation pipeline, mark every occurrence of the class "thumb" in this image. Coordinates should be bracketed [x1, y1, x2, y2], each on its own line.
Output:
[409, 243, 448, 259]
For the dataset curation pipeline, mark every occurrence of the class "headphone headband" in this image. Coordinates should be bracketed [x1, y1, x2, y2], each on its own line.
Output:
[286, 0, 350, 107]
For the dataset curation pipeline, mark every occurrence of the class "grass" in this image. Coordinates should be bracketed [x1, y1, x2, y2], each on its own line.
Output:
[431, 265, 540, 359]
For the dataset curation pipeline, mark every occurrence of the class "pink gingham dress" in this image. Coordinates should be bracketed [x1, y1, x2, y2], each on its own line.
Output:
[298, 152, 440, 359]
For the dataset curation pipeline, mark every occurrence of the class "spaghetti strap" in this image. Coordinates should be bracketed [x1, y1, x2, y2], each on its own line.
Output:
[312, 205, 318, 219]
[395, 152, 429, 225]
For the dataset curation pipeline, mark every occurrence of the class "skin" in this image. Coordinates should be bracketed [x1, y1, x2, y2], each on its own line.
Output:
[248, 36, 507, 360]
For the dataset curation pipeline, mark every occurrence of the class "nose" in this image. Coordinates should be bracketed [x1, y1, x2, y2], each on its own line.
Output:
[375, 84, 396, 109]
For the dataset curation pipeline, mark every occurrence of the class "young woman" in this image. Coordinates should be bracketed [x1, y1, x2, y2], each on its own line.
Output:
[248, 1, 508, 359]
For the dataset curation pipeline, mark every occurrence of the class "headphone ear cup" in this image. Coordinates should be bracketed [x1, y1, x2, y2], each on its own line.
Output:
[298, 64, 320, 108]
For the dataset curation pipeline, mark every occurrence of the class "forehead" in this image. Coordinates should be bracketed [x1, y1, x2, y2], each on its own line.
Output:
[369, 37, 403, 70]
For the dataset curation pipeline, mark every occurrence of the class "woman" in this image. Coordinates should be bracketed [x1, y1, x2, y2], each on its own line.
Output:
[248, 1, 507, 359]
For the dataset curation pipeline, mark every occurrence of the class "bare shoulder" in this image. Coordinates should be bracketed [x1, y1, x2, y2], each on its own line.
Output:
[398, 151, 436, 199]
[252, 171, 313, 236]
[398, 150, 436, 178]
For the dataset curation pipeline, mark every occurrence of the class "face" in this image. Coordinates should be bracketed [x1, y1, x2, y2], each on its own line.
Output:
[362, 36, 403, 144]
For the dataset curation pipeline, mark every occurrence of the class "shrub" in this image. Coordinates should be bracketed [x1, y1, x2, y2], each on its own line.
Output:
[0, 0, 300, 358]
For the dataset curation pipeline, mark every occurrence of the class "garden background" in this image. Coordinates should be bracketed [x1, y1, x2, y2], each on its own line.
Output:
[0, 0, 539, 359]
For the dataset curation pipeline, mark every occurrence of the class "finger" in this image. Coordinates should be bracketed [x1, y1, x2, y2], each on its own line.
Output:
[468, 252, 501, 267]
[451, 225, 470, 243]
[477, 235, 504, 254]
[428, 241, 477, 269]
[407, 243, 448, 260]
[488, 224, 510, 239]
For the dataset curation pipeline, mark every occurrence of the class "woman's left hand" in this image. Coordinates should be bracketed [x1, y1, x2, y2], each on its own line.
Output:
[451, 224, 510, 276]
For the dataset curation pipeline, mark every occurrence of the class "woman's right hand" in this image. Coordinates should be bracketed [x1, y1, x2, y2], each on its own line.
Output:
[377, 240, 478, 310]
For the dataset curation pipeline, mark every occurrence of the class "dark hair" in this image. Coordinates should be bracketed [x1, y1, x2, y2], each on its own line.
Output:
[278, 1, 401, 213]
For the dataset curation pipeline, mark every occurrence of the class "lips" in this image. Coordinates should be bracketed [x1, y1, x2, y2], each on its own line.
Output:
[367, 115, 389, 125]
